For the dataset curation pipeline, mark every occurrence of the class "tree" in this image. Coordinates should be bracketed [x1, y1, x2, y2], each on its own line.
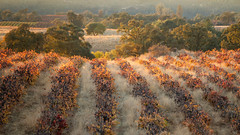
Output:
[101, 12, 132, 29]
[221, 22, 240, 50]
[12, 8, 28, 21]
[98, 10, 104, 18]
[5, 24, 44, 52]
[176, 5, 183, 18]
[67, 11, 84, 28]
[143, 24, 166, 46]
[115, 42, 143, 57]
[193, 13, 205, 23]
[154, 17, 186, 32]
[116, 19, 153, 57]
[116, 19, 175, 57]
[1, 9, 13, 21]
[85, 22, 106, 36]
[155, 3, 173, 17]
[118, 19, 146, 45]
[171, 23, 219, 51]
[155, 3, 165, 16]
[219, 12, 237, 25]
[44, 24, 94, 58]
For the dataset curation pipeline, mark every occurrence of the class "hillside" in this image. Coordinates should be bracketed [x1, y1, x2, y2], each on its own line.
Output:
[0, 49, 240, 135]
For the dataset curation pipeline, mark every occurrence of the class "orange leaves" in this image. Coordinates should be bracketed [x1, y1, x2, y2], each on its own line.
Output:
[139, 58, 214, 135]
[89, 59, 118, 134]
[36, 60, 82, 134]
[117, 60, 169, 134]
[0, 49, 14, 58]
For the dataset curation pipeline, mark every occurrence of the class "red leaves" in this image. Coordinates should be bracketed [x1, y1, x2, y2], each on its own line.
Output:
[89, 59, 117, 134]
[118, 60, 168, 134]
[140, 58, 213, 135]
[36, 60, 81, 134]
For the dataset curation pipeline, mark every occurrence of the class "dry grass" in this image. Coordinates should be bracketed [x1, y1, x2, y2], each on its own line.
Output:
[147, 45, 171, 57]
[127, 60, 190, 134]
[0, 71, 52, 135]
[85, 35, 121, 52]
[158, 56, 235, 134]
[214, 26, 229, 31]
[107, 61, 146, 135]
[69, 62, 98, 135]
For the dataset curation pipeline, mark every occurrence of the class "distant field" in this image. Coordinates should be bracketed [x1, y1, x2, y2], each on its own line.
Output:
[85, 35, 121, 52]
[85, 29, 122, 52]
[0, 26, 47, 40]
[0, 27, 121, 52]
[214, 26, 229, 31]
[0, 21, 53, 28]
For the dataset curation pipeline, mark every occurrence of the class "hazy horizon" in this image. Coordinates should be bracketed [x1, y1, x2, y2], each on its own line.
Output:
[0, 0, 240, 18]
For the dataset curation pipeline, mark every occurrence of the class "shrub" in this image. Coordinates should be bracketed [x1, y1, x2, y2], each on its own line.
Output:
[86, 22, 106, 36]
[92, 51, 104, 58]
[148, 45, 170, 57]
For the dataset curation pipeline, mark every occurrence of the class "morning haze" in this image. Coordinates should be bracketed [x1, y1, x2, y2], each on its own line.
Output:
[0, 0, 239, 18]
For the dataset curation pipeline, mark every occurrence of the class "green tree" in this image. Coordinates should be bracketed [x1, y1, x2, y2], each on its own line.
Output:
[102, 12, 132, 29]
[1, 9, 13, 21]
[116, 19, 156, 57]
[67, 11, 84, 28]
[176, 5, 183, 18]
[12, 8, 28, 21]
[115, 42, 143, 57]
[154, 17, 186, 32]
[133, 14, 159, 25]
[152, 17, 186, 49]
[118, 19, 146, 45]
[221, 22, 240, 50]
[85, 22, 106, 35]
[219, 12, 237, 25]
[171, 23, 219, 51]
[143, 24, 166, 46]
[44, 24, 94, 58]
[116, 19, 175, 57]
[5, 24, 44, 52]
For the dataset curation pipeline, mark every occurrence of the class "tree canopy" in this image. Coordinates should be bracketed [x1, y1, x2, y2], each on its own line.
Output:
[44, 24, 94, 58]
[171, 23, 220, 51]
[67, 11, 84, 28]
[85, 22, 106, 35]
[221, 22, 240, 50]
[5, 24, 44, 52]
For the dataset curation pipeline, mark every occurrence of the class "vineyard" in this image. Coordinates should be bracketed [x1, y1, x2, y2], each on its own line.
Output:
[0, 22, 53, 28]
[0, 49, 240, 135]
